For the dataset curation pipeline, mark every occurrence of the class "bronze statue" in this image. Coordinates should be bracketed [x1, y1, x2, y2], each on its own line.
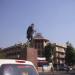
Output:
[27, 24, 35, 42]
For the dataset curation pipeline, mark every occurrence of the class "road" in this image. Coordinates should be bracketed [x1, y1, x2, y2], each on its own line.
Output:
[39, 70, 75, 75]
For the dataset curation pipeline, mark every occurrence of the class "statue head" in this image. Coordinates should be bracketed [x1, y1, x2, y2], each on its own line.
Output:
[31, 23, 34, 28]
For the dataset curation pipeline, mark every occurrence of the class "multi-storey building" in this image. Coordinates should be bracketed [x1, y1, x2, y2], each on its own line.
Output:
[53, 43, 66, 68]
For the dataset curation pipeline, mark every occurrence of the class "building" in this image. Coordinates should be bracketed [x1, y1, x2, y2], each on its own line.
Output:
[0, 32, 66, 68]
[53, 43, 66, 69]
[0, 44, 38, 67]
[33, 33, 66, 68]
[33, 33, 49, 57]
[1, 44, 27, 60]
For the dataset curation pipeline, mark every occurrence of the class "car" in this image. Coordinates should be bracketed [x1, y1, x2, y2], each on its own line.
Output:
[58, 64, 70, 71]
[0, 59, 39, 75]
[58, 64, 73, 72]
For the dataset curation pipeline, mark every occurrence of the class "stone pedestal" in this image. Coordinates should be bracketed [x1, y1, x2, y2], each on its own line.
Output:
[27, 47, 37, 67]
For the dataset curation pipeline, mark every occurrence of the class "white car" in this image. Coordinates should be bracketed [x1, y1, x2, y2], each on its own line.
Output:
[0, 59, 39, 75]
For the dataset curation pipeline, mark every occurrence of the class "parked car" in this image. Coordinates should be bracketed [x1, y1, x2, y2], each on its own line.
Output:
[0, 59, 39, 75]
[58, 64, 70, 71]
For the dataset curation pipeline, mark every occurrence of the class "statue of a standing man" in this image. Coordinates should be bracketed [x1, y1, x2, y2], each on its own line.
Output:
[27, 23, 35, 42]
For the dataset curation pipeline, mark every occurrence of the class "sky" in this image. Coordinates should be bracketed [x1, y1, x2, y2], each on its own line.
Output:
[0, 0, 75, 48]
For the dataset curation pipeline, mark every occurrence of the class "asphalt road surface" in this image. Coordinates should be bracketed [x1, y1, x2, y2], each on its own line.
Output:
[39, 70, 75, 75]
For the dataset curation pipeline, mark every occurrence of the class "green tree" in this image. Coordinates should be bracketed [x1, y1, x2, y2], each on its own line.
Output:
[44, 43, 54, 63]
[65, 42, 75, 66]
[0, 52, 5, 59]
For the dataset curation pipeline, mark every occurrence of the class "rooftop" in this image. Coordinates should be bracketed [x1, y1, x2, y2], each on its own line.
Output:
[33, 33, 48, 41]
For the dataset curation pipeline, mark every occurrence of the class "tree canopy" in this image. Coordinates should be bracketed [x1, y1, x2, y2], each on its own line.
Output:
[0, 51, 5, 59]
[44, 43, 54, 62]
[65, 42, 75, 66]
